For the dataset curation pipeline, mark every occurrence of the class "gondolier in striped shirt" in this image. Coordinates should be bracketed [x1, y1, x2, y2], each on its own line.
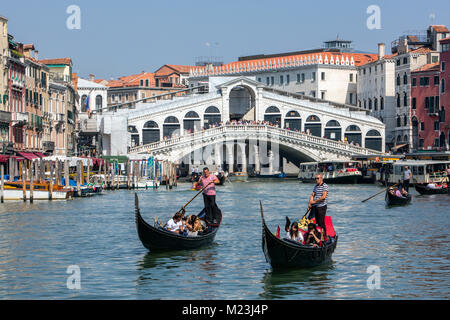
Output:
[307, 174, 328, 240]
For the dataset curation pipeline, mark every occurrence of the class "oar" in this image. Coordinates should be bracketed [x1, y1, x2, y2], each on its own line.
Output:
[361, 183, 398, 203]
[176, 181, 213, 215]
[226, 174, 232, 185]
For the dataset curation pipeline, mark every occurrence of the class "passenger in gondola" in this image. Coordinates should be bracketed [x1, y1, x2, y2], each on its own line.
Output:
[194, 167, 220, 224]
[400, 187, 408, 197]
[166, 212, 185, 234]
[285, 222, 304, 243]
[395, 187, 403, 198]
[305, 223, 323, 247]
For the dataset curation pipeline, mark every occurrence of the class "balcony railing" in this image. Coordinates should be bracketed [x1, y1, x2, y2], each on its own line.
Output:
[0, 110, 11, 123]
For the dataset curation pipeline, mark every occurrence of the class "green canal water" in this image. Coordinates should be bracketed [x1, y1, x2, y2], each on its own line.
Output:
[0, 179, 448, 299]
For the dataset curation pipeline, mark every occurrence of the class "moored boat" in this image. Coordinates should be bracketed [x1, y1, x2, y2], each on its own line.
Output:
[385, 189, 412, 206]
[259, 202, 338, 268]
[228, 172, 248, 182]
[134, 193, 222, 251]
[2, 181, 72, 200]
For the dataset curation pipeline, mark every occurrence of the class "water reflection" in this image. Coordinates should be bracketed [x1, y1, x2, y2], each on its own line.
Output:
[259, 263, 335, 299]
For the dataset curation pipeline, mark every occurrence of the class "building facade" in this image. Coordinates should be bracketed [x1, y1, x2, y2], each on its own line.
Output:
[0, 16, 12, 154]
[357, 43, 396, 150]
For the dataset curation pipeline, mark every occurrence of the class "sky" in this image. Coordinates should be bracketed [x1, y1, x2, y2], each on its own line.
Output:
[2, 0, 450, 80]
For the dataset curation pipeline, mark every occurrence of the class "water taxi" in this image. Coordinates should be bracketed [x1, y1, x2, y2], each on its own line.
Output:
[384, 160, 450, 185]
[298, 160, 362, 184]
[228, 172, 248, 182]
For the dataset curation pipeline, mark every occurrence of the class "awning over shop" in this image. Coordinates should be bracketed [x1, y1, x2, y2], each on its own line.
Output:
[391, 143, 408, 151]
[17, 152, 40, 161]
[0, 155, 9, 163]
[34, 152, 46, 158]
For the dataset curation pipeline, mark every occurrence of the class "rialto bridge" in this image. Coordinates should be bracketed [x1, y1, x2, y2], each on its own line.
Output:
[117, 77, 385, 172]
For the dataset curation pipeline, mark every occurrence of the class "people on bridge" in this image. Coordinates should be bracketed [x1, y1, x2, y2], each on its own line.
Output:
[194, 167, 220, 224]
[307, 174, 328, 241]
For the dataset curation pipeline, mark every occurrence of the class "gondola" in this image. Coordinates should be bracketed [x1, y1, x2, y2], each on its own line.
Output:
[385, 189, 412, 206]
[259, 202, 338, 268]
[134, 193, 222, 251]
[415, 183, 449, 195]
[217, 173, 226, 185]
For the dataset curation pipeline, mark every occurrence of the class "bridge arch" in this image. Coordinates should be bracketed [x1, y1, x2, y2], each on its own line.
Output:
[324, 120, 341, 141]
[229, 85, 256, 121]
[183, 111, 201, 133]
[142, 120, 160, 144]
[204, 106, 221, 129]
[345, 125, 362, 146]
[304, 115, 321, 137]
[163, 116, 180, 139]
[284, 110, 301, 131]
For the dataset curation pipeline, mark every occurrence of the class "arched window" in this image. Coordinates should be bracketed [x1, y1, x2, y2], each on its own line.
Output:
[142, 121, 160, 144]
[81, 94, 87, 112]
[374, 98, 378, 111]
[324, 120, 341, 141]
[204, 106, 221, 128]
[345, 125, 362, 146]
[380, 97, 384, 110]
[368, 98, 372, 110]
[95, 95, 102, 111]
[184, 111, 201, 132]
[403, 73, 408, 85]
[365, 130, 382, 151]
[264, 106, 281, 127]
[265, 106, 280, 113]
[304, 115, 321, 137]
[403, 115, 407, 126]
[164, 116, 179, 124]
[397, 94, 400, 108]
[396, 75, 400, 86]
[163, 116, 180, 138]
[284, 110, 301, 130]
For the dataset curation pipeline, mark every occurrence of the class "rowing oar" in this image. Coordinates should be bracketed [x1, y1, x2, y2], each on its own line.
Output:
[176, 181, 213, 215]
[361, 183, 398, 203]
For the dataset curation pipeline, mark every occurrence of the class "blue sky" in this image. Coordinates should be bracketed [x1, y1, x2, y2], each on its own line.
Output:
[2, 0, 450, 80]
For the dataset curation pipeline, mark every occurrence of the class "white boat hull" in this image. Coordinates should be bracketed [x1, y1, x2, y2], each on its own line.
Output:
[1, 189, 72, 200]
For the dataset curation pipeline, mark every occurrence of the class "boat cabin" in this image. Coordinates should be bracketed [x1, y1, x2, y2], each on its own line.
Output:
[387, 160, 450, 184]
[298, 160, 362, 183]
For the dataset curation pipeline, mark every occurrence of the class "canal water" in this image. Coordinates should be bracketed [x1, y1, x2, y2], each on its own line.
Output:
[0, 180, 448, 299]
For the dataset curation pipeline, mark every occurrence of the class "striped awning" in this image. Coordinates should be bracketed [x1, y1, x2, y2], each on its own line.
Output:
[17, 152, 39, 160]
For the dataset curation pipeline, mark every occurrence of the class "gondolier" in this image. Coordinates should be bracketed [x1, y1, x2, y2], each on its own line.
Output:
[194, 167, 220, 224]
[403, 165, 412, 192]
[307, 174, 328, 240]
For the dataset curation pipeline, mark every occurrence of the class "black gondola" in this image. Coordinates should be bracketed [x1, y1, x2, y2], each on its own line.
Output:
[415, 183, 449, 195]
[385, 189, 412, 206]
[134, 193, 222, 251]
[260, 202, 338, 269]
[217, 174, 226, 185]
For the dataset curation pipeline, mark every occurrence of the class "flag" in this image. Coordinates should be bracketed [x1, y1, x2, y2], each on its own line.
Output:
[85, 96, 90, 115]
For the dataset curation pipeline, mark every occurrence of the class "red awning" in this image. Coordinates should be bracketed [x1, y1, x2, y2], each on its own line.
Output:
[17, 152, 39, 161]
[34, 152, 46, 158]
[0, 155, 9, 163]
[11, 156, 25, 161]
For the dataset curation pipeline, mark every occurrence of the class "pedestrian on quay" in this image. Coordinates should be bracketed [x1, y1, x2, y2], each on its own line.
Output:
[307, 174, 328, 240]
[194, 167, 220, 224]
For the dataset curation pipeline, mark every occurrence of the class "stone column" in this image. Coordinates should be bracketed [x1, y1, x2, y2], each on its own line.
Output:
[214, 143, 222, 167]
[254, 144, 260, 174]
[268, 150, 274, 175]
[226, 142, 234, 173]
[240, 143, 247, 173]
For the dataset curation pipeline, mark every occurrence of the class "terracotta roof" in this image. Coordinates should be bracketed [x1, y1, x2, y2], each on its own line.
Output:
[412, 62, 440, 73]
[93, 79, 105, 83]
[431, 25, 449, 33]
[166, 65, 193, 74]
[192, 51, 378, 75]
[39, 58, 72, 66]
[23, 44, 35, 50]
[105, 72, 156, 88]
[154, 64, 194, 76]
[410, 47, 432, 54]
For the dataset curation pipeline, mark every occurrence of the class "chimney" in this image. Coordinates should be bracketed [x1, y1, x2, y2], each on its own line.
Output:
[89, 74, 95, 81]
[378, 43, 385, 59]
[34, 50, 38, 60]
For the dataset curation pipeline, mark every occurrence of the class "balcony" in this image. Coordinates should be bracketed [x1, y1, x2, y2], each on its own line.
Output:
[0, 110, 11, 123]
[79, 118, 98, 133]
[12, 112, 28, 125]
[42, 141, 55, 151]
